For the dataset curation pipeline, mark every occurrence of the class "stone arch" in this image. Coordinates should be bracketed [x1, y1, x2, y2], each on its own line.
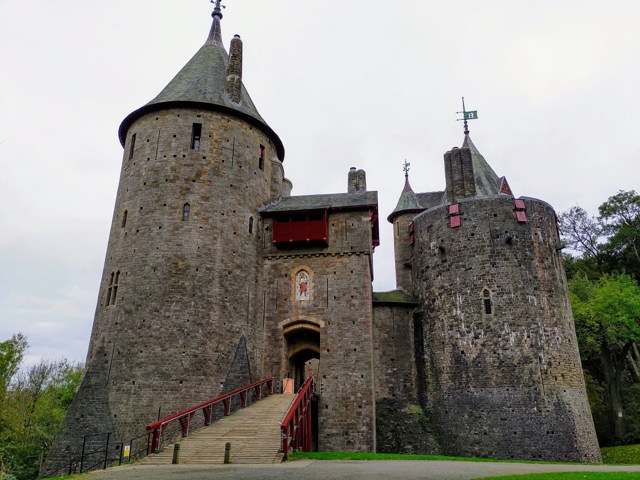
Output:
[280, 318, 322, 391]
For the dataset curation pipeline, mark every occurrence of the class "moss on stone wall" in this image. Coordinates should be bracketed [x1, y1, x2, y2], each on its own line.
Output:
[375, 398, 440, 454]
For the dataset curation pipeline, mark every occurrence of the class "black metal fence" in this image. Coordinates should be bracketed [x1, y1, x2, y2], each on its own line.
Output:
[40, 432, 151, 478]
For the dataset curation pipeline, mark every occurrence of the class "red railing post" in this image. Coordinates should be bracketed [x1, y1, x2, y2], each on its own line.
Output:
[280, 377, 315, 458]
[151, 427, 160, 454]
[203, 405, 212, 426]
[146, 377, 273, 453]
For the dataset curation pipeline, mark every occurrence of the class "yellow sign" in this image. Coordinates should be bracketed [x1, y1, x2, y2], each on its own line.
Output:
[124, 445, 131, 459]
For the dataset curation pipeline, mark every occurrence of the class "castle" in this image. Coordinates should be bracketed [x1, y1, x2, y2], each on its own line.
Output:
[44, 5, 601, 471]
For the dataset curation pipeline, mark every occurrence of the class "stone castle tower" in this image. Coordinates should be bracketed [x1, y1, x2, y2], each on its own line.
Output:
[389, 131, 601, 461]
[43, 6, 600, 473]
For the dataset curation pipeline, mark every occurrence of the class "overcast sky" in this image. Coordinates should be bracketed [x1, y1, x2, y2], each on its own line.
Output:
[1, 0, 638, 366]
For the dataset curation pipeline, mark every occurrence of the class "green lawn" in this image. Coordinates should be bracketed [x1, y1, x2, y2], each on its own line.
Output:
[601, 444, 640, 464]
[288, 451, 569, 464]
[290, 444, 640, 466]
[478, 474, 640, 480]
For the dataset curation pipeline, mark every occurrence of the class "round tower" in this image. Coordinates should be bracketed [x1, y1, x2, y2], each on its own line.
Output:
[388, 168, 423, 292]
[44, 6, 285, 472]
[411, 135, 601, 462]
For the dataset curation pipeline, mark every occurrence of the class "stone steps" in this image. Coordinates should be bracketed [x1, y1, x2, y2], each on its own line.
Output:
[138, 394, 294, 465]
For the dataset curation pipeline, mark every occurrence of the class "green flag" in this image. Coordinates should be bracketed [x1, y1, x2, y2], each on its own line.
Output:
[464, 111, 478, 120]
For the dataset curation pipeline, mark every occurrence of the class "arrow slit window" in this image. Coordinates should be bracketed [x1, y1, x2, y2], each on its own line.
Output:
[191, 123, 202, 150]
[483, 289, 492, 315]
[106, 271, 120, 306]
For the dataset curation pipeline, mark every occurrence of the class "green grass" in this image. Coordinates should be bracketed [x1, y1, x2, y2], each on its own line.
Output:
[287, 451, 561, 463]
[601, 444, 640, 464]
[40, 475, 86, 480]
[290, 444, 640, 466]
[478, 474, 640, 480]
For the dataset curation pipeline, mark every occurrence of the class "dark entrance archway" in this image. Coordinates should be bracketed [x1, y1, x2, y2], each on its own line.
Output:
[283, 320, 320, 391]
[283, 320, 320, 451]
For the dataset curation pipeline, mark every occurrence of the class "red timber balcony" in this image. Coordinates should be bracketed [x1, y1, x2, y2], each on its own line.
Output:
[272, 210, 329, 247]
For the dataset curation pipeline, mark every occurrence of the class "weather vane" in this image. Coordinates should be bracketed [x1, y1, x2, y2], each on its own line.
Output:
[403, 160, 410, 177]
[456, 97, 478, 135]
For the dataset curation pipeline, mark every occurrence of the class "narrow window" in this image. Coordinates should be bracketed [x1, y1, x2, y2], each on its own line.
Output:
[182, 203, 190, 221]
[106, 271, 120, 306]
[129, 133, 136, 159]
[258, 144, 265, 170]
[106, 272, 114, 305]
[112, 271, 120, 304]
[249, 216, 254, 234]
[483, 289, 492, 315]
[191, 123, 202, 150]
[121, 210, 128, 228]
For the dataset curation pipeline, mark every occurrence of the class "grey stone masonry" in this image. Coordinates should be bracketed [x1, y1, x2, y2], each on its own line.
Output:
[44, 107, 281, 474]
[410, 195, 601, 462]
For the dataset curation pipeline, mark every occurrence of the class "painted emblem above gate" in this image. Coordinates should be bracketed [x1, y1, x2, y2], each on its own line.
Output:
[295, 270, 310, 301]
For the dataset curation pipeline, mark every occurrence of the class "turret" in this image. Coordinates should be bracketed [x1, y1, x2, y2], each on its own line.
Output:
[388, 171, 422, 291]
[408, 133, 601, 462]
[43, 6, 286, 474]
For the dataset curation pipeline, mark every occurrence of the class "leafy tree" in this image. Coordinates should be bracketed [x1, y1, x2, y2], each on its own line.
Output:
[559, 205, 604, 260]
[599, 190, 640, 279]
[0, 335, 83, 480]
[560, 190, 640, 281]
[570, 274, 640, 441]
[0, 333, 28, 395]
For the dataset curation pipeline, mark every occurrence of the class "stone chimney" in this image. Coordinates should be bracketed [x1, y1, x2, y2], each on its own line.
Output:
[348, 167, 367, 193]
[444, 147, 475, 203]
[225, 34, 243, 103]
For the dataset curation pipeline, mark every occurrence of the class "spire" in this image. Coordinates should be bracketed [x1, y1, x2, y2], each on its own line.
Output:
[206, 0, 225, 47]
[388, 161, 422, 222]
[402, 160, 413, 193]
[118, 2, 285, 160]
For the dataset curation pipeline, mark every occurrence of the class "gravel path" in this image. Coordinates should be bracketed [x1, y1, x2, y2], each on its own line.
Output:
[86, 459, 640, 480]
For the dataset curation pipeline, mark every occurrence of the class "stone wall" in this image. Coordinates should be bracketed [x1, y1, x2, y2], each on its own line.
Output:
[410, 195, 601, 462]
[261, 210, 377, 452]
[372, 302, 439, 454]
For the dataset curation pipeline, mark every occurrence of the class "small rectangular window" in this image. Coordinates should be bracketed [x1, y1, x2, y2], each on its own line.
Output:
[484, 299, 492, 314]
[129, 133, 136, 159]
[259, 144, 265, 170]
[191, 123, 202, 150]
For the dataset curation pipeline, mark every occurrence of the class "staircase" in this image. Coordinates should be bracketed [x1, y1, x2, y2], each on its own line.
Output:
[139, 394, 294, 465]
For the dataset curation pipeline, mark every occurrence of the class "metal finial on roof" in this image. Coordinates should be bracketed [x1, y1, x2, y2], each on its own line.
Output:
[206, 0, 225, 46]
[456, 96, 478, 136]
[403, 160, 411, 178]
[211, 0, 225, 19]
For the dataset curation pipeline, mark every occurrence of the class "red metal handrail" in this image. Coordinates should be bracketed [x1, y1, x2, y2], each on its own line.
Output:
[280, 377, 314, 458]
[147, 377, 273, 453]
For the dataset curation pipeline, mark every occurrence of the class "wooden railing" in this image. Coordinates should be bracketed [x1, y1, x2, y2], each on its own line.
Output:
[147, 377, 273, 453]
[280, 377, 315, 458]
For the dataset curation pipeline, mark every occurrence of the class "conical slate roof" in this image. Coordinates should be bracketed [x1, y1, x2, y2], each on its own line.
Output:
[388, 176, 421, 222]
[387, 175, 444, 222]
[462, 134, 498, 196]
[118, 11, 285, 160]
